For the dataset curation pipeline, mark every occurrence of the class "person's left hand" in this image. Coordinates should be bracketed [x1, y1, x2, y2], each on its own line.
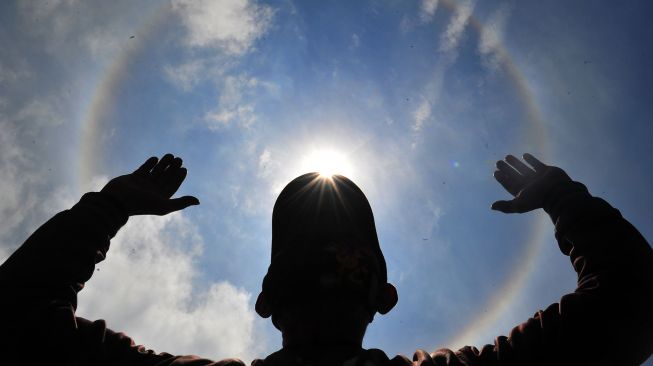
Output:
[101, 154, 200, 216]
[491, 153, 571, 214]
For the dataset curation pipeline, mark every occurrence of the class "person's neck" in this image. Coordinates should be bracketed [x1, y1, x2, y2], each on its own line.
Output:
[280, 322, 365, 352]
[275, 306, 369, 361]
[283, 339, 363, 351]
[280, 340, 364, 365]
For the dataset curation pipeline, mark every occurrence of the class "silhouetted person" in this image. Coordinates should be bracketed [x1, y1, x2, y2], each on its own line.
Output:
[0, 153, 651, 365]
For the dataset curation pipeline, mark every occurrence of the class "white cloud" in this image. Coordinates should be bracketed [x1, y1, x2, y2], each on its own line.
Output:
[439, 0, 475, 54]
[410, 0, 475, 148]
[0, 154, 74, 263]
[400, 0, 439, 31]
[399, 15, 415, 34]
[82, 28, 126, 60]
[206, 104, 256, 129]
[478, 4, 510, 71]
[204, 74, 271, 129]
[164, 59, 209, 91]
[0, 125, 38, 247]
[0, 122, 262, 357]
[17, 0, 149, 60]
[16, 98, 66, 127]
[258, 149, 271, 170]
[165, 0, 277, 125]
[77, 212, 262, 361]
[163, 56, 246, 92]
[413, 97, 431, 132]
[257, 148, 282, 180]
[0, 61, 31, 84]
[173, 0, 273, 55]
[350, 33, 360, 49]
[420, 0, 439, 23]
[420, 200, 442, 239]
[0, 2, 135, 264]
[222, 76, 259, 105]
[0, 93, 72, 258]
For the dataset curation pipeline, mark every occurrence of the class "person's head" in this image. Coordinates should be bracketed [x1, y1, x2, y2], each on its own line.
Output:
[255, 173, 398, 347]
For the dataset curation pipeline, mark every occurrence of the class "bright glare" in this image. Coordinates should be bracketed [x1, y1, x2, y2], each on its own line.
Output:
[300, 149, 355, 178]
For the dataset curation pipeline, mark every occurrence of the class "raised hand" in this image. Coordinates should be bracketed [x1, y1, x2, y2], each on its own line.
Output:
[100, 154, 200, 216]
[491, 153, 572, 214]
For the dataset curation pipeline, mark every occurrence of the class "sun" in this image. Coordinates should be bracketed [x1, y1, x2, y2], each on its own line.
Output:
[300, 149, 355, 178]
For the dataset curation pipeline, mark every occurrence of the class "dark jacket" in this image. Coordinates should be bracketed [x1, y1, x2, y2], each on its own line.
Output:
[0, 180, 651, 365]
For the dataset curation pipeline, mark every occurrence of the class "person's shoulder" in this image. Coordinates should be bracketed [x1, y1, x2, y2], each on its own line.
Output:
[402, 348, 478, 366]
[207, 358, 247, 366]
[251, 348, 394, 366]
[365, 348, 470, 366]
[250, 347, 475, 366]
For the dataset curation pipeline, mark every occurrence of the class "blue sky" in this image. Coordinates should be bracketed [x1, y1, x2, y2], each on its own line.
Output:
[1, 0, 652, 363]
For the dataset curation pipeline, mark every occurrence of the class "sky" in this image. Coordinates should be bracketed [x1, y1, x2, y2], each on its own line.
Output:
[1, 0, 652, 363]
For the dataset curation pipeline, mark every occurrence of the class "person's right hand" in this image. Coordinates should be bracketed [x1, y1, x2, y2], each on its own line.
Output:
[100, 154, 200, 216]
[491, 153, 572, 214]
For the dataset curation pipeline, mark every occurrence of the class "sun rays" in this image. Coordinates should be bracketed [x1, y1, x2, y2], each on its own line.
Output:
[300, 149, 355, 179]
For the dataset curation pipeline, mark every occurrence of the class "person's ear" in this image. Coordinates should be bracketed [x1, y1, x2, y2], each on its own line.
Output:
[376, 283, 398, 315]
[255, 292, 273, 318]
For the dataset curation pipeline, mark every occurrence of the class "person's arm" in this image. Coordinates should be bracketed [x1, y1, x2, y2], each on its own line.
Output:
[429, 154, 653, 365]
[0, 190, 127, 362]
[0, 154, 242, 365]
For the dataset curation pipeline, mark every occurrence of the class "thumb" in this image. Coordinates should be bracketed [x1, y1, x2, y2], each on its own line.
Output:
[158, 196, 200, 215]
[491, 200, 519, 213]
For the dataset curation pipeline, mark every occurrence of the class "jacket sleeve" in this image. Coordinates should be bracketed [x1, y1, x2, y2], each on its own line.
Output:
[0, 192, 240, 366]
[430, 181, 653, 365]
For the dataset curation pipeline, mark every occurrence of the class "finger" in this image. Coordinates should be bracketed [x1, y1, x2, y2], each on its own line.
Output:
[162, 167, 188, 197]
[213, 358, 245, 366]
[389, 355, 412, 366]
[134, 156, 158, 175]
[491, 200, 519, 213]
[160, 157, 184, 189]
[505, 154, 535, 176]
[157, 196, 200, 215]
[523, 153, 547, 171]
[493, 170, 521, 196]
[413, 350, 433, 364]
[496, 160, 522, 181]
[166, 157, 183, 171]
[152, 154, 174, 177]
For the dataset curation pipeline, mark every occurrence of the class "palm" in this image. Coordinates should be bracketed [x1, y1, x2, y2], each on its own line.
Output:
[492, 153, 571, 214]
[101, 154, 200, 216]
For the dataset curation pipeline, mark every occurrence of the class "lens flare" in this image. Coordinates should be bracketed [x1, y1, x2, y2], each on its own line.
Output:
[300, 149, 354, 178]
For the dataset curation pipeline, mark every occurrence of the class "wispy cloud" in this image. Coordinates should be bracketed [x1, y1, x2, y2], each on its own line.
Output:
[350, 33, 360, 49]
[418, 199, 443, 240]
[163, 59, 210, 92]
[172, 0, 273, 55]
[204, 74, 263, 129]
[439, 0, 475, 54]
[410, 0, 476, 148]
[0, 122, 40, 252]
[419, 0, 439, 23]
[203, 74, 278, 130]
[258, 148, 280, 179]
[0, 85, 72, 259]
[77, 212, 261, 361]
[478, 4, 510, 71]
[412, 97, 432, 133]
[17, 0, 149, 60]
[0, 60, 31, 84]
[206, 104, 256, 129]
[0, 40, 263, 357]
[15, 98, 66, 127]
[165, 0, 277, 132]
